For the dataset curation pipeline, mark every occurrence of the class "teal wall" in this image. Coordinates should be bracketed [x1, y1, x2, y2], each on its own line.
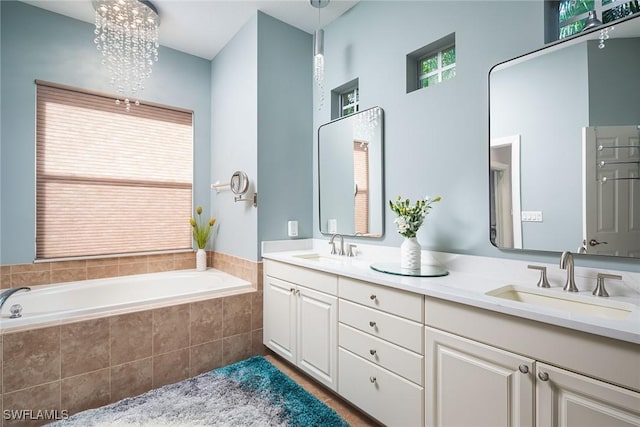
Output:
[0, 1, 212, 265]
[210, 12, 312, 261]
[312, 1, 639, 272]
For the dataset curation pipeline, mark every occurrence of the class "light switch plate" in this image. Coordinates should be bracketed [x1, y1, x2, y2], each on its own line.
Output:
[521, 211, 543, 222]
[288, 220, 298, 237]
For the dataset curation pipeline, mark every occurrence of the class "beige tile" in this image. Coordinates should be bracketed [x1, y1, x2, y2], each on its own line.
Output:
[324, 397, 381, 426]
[86, 258, 118, 268]
[118, 255, 148, 265]
[1, 272, 10, 289]
[61, 318, 110, 378]
[51, 268, 86, 284]
[10, 271, 51, 287]
[222, 293, 252, 337]
[1, 265, 11, 275]
[152, 348, 189, 388]
[118, 262, 147, 276]
[147, 259, 174, 273]
[3, 326, 60, 393]
[190, 298, 222, 345]
[174, 252, 195, 270]
[10, 263, 49, 274]
[86, 264, 118, 280]
[61, 368, 110, 415]
[152, 305, 190, 355]
[111, 358, 153, 402]
[50, 260, 86, 270]
[110, 311, 152, 365]
[222, 332, 252, 365]
[251, 329, 268, 356]
[190, 340, 223, 377]
[2, 381, 60, 427]
[251, 292, 263, 330]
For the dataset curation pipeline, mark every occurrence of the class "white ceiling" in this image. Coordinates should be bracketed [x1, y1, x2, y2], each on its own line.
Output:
[22, 0, 359, 60]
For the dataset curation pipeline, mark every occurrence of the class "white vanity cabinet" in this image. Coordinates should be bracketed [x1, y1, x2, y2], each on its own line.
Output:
[263, 260, 338, 391]
[425, 297, 640, 427]
[337, 277, 425, 427]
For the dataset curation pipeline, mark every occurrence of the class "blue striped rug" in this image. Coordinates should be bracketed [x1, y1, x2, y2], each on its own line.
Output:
[51, 356, 349, 426]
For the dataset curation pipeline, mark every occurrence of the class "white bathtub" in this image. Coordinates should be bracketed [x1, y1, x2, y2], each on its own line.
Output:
[0, 268, 253, 332]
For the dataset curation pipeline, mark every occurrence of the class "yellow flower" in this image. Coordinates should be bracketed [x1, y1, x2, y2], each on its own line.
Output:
[196, 206, 203, 215]
[189, 218, 197, 227]
[209, 218, 216, 227]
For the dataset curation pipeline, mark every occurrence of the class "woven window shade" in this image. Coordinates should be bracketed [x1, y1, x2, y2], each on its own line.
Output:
[36, 82, 193, 259]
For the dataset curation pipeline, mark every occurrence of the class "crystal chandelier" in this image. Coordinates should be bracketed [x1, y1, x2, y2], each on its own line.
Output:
[93, 0, 160, 111]
[310, 0, 329, 110]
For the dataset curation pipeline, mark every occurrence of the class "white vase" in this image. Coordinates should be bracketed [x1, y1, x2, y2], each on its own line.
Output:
[196, 248, 207, 271]
[400, 237, 421, 270]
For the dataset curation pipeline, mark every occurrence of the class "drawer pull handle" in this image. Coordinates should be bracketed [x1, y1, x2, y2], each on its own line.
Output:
[290, 288, 295, 293]
[369, 376, 376, 384]
[518, 365, 529, 374]
[538, 371, 549, 382]
[369, 349, 377, 356]
[370, 294, 377, 300]
[369, 321, 376, 327]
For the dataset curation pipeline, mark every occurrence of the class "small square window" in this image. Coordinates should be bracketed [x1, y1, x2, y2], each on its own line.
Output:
[418, 45, 456, 89]
[339, 86, 359, 117]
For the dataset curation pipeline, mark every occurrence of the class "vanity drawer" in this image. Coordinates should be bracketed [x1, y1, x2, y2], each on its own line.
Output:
[339, 299, 423, 354]
[338, 348, 424, 427]
[339, 323, 423, 385]
[264, 260, 337, 295]
[338, 276, 423, 322]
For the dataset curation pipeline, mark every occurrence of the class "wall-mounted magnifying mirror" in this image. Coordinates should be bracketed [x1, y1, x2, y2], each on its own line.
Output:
[230, 171, 249, 196]
[489, 14, 640, 258]
[318, 106, 384, 237]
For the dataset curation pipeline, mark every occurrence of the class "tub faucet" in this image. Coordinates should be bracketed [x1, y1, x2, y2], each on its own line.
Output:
[329, 234, 345, 256]
[0, 287, 31, 311]
[559, 251, 578, 292]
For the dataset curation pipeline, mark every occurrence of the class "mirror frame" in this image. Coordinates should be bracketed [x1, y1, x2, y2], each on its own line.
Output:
[488, 14, 640, 259]
[318, 106, 385, 238]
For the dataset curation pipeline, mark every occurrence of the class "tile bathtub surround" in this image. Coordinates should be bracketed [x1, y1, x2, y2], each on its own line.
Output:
[0, 290, 265, 427]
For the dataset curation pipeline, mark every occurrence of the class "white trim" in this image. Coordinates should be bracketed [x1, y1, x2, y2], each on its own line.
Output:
[491, 135, 522, 249]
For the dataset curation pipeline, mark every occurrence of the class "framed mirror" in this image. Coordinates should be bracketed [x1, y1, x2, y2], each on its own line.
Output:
[489, 15, 640, 258]
[230, 171, 249, 196]
[318, 106, 384, 237]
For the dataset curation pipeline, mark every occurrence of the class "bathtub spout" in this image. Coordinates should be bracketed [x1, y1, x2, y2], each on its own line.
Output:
[0, 287, 31, 311]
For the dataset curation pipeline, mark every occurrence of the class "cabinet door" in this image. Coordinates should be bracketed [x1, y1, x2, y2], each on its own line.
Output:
[263, 276, 297, 364]
[426, 327, 535, 427]
[297, 285, 338, 391]
[536, 362, 640, 427]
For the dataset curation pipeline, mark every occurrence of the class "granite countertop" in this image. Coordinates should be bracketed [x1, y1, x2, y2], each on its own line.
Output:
[262, 239, 640, 345]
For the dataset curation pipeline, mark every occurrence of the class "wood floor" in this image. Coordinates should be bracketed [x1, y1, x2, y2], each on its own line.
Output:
[264, 353, 381, 426]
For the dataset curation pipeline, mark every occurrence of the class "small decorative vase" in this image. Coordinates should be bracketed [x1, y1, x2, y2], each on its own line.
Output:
[196, 248, 207, 271]
[400, 237, 421, 270]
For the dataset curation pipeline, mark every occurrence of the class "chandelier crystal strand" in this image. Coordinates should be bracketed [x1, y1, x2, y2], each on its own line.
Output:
[93, 0, 160, 110]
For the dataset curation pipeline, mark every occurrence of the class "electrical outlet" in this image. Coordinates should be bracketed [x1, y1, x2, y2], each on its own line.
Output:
[521, 211, 543, 222]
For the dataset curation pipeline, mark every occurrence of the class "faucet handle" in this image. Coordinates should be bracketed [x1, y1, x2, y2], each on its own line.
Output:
[346, 243, 357, 257]
[527, 265, 550, 288]
[593, 273, 622, 297]
[328, 240, 337, 255]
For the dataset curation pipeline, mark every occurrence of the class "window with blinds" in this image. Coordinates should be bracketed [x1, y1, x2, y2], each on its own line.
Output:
[36, 82, 193, 260]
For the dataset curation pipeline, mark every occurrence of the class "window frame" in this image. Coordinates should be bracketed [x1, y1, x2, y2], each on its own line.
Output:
[35, 80, 195, 261]
[417, 44, 456, 89]
[339, 86, 359, 117]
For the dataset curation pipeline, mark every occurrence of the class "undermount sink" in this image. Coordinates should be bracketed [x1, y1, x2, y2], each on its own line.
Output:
[292, 253, 344, 263]
[486, 285, 635, 320]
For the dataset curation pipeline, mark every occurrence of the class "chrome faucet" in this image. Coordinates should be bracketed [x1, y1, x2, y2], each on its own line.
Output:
[329, 234, 345, 256]
[559, 251, 578, 292]
[0, 287, 31, 311]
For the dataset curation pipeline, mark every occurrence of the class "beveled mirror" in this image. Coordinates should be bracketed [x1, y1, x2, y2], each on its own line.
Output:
[318, 106, 384, 237]
[489, 15, 640, 258]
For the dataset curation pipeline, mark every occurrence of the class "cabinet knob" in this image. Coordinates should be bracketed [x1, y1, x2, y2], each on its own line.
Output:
[369, 349, 377, 356]
[518, 364, 529, 374]
[369, 321, 377, 327]
[370, 294, 377, 301]
[290, 288, 295, 293]
[369, 376, 377, 383]
[538, 371, 549, 382]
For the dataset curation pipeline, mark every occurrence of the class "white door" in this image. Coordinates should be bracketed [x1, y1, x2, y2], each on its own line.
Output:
[297, 285, 337, 391]
[263, 276, 297, 363]
[425, 327, 534, 427]
[536, 362, 640, 427]
[584, 126, 640, 257]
